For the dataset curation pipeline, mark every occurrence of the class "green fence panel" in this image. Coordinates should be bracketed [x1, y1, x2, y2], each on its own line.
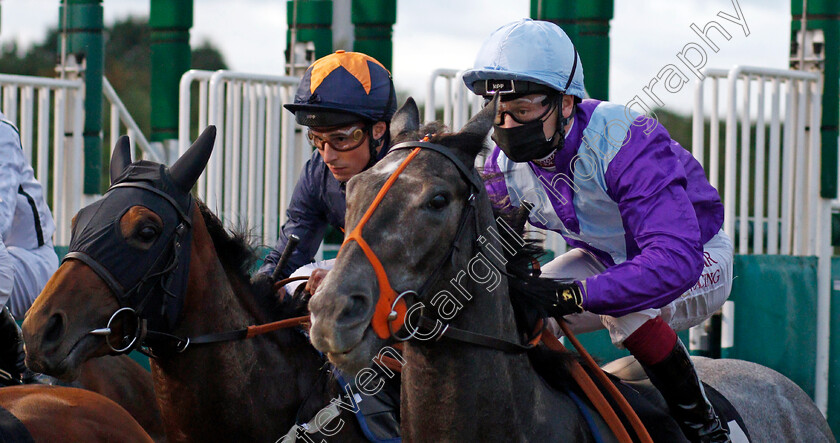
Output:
[574, 253, 820, 388]
[727, 255, 818, 395]
[829, 258, 840, 436]
[54, 245, 70, 261]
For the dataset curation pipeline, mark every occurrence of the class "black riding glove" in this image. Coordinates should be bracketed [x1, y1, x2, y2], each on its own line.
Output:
[0, 306, 25, 384]
[549, 282, 585, 318]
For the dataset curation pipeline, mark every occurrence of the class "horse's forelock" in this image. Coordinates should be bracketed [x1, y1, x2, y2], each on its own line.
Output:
[430, 125, 486, 160]
[393, 121, 485, 160]
[391, 121, 446, 145]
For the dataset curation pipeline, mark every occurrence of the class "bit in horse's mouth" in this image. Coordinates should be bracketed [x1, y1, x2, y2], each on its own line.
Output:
[68, 333, 96, 356]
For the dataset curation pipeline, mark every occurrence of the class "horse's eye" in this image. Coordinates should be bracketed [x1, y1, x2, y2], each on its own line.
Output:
[137, 226, 159, 242]
[428, 194, 449, 210]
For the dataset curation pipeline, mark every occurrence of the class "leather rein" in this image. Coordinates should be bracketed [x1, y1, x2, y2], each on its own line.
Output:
[82, 184, 313, 356]
[89, 279, 312, 357]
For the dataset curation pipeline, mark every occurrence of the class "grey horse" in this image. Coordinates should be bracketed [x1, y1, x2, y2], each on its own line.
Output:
[308, 97, 835, 442]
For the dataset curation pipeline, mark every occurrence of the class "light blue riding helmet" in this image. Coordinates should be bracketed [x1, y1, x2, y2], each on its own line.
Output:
[463, 19, 586, 100]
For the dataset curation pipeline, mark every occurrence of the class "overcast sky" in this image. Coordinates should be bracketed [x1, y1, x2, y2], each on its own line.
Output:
[0, 0, 790, 114]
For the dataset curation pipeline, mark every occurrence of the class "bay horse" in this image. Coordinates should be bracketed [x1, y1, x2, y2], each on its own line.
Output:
[0, 384, 152, 442]
[22, 128, 369, 442]
[0, 309, 164, 440]
[307, 98, 835, 441]
[69, 356, 165, 442]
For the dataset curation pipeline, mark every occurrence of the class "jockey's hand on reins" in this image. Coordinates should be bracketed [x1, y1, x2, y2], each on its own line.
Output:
[304, 268, 329, 295]
[272, 281, 287, 301]
[549, 282, 585, 317]
[293, 284, 312, 302]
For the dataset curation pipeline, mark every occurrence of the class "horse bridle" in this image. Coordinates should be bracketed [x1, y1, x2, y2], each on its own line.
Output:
[79, 139, 532, 356]
[343, 140, 538, 352]
[345, 140, 654, 442]
[76, 184, 311, 357]
[63, 177, 195, 356]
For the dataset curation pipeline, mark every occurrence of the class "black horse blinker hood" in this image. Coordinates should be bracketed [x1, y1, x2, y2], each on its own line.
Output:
[64, 126, 216, 333]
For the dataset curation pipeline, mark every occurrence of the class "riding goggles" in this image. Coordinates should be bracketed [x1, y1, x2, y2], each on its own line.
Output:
[307, 124, 369, 152]
[485, 94, 556, 126]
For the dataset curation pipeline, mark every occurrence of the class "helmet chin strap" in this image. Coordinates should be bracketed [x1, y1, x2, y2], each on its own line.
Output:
[554, 94, 573, 148]
[533, 95, 572, 169]
[540, 95, 570, 156]
[364, 124, 388, 171]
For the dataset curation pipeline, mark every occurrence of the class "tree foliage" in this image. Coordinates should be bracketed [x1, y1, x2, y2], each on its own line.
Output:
[0, 17, 227, 137]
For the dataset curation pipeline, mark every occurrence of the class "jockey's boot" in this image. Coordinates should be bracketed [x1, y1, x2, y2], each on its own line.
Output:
[0, 306, 26, 384]
[641, 339, 730, 443]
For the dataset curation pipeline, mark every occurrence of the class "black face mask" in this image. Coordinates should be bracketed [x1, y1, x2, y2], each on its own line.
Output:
[63, 126, 215, 334]
[492, 119, 561, 163]
[65, 162, 194, 333]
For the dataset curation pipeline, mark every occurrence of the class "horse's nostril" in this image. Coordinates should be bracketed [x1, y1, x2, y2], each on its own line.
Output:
[43, 313, 65, 344]
[341, 294, 371, 321]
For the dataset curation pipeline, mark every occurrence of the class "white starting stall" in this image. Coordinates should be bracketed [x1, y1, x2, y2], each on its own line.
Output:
[179, 70, 308, 248]
[0, 74, 157, 245]
[693, 66, 830, 413]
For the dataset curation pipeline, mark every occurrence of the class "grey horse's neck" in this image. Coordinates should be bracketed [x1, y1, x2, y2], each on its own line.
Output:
[150, 249, 330, 442]
[401, 201, 592, 441]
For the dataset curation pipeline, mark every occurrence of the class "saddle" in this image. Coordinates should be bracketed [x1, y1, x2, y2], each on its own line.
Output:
[599, 356, 751, 443]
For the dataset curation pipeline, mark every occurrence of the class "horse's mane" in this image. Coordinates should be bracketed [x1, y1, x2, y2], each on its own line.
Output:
[408, 122, 579, 388]
[488, 198, 581, 391]
[196, 201, 309, 321]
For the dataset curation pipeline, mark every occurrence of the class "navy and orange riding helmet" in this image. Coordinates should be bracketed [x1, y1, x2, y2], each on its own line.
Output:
[285, 50, 397, 127]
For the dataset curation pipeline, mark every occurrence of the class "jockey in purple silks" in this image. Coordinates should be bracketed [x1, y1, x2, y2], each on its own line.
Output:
[464, 19, 732, 443]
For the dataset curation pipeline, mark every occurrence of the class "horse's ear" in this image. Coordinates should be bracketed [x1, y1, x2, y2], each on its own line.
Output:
[110, 136, 132, 185]
[389, 97, 420, 142]
[459, 93, 496, 139]
[169, 126, 216, 193]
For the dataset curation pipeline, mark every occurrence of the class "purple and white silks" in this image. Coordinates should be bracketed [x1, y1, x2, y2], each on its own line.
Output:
[483, 99, 724, 317]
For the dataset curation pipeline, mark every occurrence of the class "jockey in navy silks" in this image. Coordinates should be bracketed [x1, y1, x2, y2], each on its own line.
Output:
[464, 19, 733, 443]
[257, 50, 397, 296]
[255, 51, 401, 442]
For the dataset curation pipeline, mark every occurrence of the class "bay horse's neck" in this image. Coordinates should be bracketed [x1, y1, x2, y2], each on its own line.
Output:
[149, 207, 327, 443]
[402, 203, 590, 441]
